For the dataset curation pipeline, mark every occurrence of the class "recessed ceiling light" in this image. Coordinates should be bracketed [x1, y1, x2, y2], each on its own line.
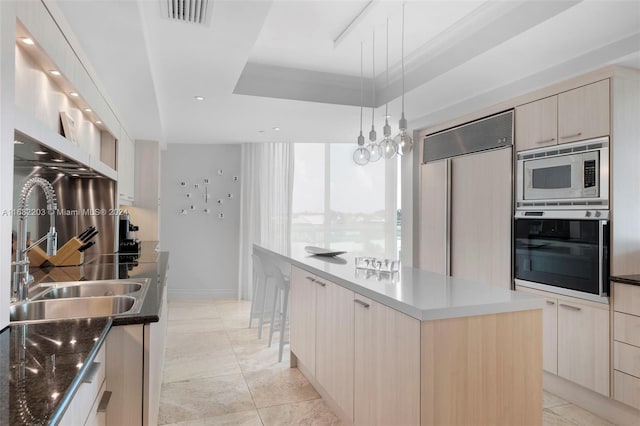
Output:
[52, 158, 65, 163]
[273, 127, 280, 131]
[34, 150, 47, 155]
[20, 37, 34, 45]
[83, 108, 92, 112]
[14, 140, 24, 145]
[95, 120, 102, 124]
[69, 92, 79, 97]
[194, 96, 205, 101]
[49, 70, 61, 76]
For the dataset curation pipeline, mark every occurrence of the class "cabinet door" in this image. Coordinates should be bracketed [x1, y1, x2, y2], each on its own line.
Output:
[542, 298, 558, 375]
[419, 161, 448, 274]
[354, 296, 420, 426]
[557, 300, 609, 396]
[450, 147, 512, 288]
[118, 135, 135, 204]
[558, 79, 610, 144]
[315, 280, 354, 422]
[515, 96, 558, 151]
[290, 266, 317, 372]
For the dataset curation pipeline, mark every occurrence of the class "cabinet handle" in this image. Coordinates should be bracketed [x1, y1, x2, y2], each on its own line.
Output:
[315, 280, 326, 287]
[536, 138, 556, 144]
[546, 300, 555, 305]
[305, 276, 316, 282]
[560, 132, 582, 139]
[559, 303, 581, 311]
[82, 361, 101, 384]
[97, 390, 112, 413]
[354, 299, 370, 308]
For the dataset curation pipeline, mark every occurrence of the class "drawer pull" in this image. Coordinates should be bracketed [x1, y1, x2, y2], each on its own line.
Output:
[536, 138, 556, 144]
[82, 361, 101, 384]
[546, 300, 556, 305]
[354, 299, 370, 308]
[315, 280, 326, 287]
[305, 276, 316, 282]
[559, 303, 581, 311]
[97, 390, 112, 413]
[560, 132, 582, 139]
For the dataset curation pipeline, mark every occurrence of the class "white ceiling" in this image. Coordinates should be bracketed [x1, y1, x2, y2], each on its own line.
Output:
[51, 0, 640, 146]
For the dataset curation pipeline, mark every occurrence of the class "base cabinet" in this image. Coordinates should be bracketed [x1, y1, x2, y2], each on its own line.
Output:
[354, 296, 420, 426]
[613, 282, 640, 409]
[517, 286, 610, 397]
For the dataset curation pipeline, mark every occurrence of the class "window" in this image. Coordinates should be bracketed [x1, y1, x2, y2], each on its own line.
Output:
[292, 143, 399, 259]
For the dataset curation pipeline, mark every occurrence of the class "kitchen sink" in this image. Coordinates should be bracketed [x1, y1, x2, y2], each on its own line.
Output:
[36, 279, 146, 299]
[10, 295, 137, 322]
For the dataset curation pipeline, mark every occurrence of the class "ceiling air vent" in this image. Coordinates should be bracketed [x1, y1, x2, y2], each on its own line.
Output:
[162, 0, 211, 26]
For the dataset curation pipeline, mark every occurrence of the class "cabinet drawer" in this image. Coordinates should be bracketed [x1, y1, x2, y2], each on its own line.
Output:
[85, 380, 107, 426]
[59, 343, 106, 426]
[614, 283, 640, 316]
[613, 370, 640, 410]
[614, 312, 640, 347]
[614, 341, 640, 378]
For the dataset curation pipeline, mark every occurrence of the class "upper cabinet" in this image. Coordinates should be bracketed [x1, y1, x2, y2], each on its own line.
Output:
[515, 79, 610, 152]
[118, 133, 135, 205]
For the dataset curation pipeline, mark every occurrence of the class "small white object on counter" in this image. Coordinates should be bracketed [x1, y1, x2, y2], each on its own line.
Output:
[255, 244, 543, 321]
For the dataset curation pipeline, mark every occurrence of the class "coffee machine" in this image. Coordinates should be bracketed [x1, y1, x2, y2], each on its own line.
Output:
[118, 212, 140, 254]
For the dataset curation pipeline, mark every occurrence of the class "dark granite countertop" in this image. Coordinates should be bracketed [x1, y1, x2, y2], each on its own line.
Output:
[610, 274, 640, 286]
[1, 318, 111, 425]
[1, 242, 169, 425]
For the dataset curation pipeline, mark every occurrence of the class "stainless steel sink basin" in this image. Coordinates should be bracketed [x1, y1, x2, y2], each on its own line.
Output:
[37, 280, 145, 299]
[10, 296, 137, 322]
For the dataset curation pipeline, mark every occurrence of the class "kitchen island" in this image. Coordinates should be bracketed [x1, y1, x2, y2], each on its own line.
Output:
[255, 244, 544, 426]
[1, 242, 169, 425]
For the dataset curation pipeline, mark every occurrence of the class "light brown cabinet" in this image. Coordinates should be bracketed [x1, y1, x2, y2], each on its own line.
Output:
[613, 282, 640, 409]
[354, 296, 420, 426]
[290, 266, 317, 373]
[515, 79, 610, 152]
[517, 286, 609, 396]
[418, 160, 448, 275]
[315, 279, 354, 422]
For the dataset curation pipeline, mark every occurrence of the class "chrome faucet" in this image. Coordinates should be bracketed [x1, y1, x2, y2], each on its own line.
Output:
[12, 177, 58, 302]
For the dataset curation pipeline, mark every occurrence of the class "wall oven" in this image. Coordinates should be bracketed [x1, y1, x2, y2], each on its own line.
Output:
[516, 137, 608, 209]
[514, 210, 609, 303]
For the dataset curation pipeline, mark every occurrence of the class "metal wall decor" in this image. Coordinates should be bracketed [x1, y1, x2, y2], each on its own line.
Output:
[177, 173, 237, 217]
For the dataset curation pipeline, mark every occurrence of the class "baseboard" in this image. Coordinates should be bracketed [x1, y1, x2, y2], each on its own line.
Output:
[543, 372, 640, 426]
[167, 288, 237, 300]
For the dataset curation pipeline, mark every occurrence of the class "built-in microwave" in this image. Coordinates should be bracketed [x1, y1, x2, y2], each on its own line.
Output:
[516, 137, 608, 209]
[514, 210, 609, 303]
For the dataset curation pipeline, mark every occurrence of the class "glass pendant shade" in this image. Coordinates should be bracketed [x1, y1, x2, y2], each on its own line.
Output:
[380, 137, 398, 159]
[353, 146, 371, 165]
[367, 141, 382, 162]
[394, 130, 413, 156]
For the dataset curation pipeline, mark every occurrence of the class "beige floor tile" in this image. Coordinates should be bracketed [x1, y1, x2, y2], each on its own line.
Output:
[543, 391, 570, 409]
[169, 303, 221, 321]
[163, 351, 242, 384]
[168, 319, 226, 335]
[161, 409, 263, 426]
[235, 343, 290, 374]
[158, 374, 255, 425]
[165, 330, 234, 361]
[543, 408, 578, 426]
[258, 399, 342, 426]
[548, 404, 617, 426]
[245, 365, 319, 408]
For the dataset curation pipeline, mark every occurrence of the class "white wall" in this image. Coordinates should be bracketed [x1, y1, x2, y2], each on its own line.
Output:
[160, 144, 242, 299]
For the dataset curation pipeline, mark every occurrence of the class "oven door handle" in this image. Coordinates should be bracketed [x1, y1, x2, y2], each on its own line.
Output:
[598, 219, 607, 297]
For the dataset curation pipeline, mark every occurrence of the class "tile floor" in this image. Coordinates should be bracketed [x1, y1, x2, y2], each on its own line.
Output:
[159, 299, 616, 426]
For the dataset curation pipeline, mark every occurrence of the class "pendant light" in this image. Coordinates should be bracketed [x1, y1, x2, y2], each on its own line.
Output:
[353, 42, 370, 166]
[367, 31, 382, 162]
[394, 2, 413, 156]
[379, 17, 398, 160]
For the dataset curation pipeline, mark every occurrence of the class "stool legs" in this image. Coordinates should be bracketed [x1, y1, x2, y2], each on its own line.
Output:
[278, 286, 290, 362]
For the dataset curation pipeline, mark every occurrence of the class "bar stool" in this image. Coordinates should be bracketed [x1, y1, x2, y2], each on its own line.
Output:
[248, 253, 265, 328]
[264, 261, 290, 362]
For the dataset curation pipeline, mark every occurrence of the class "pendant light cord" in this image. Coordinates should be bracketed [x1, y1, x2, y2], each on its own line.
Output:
[360, 42, 363, 133]
[385, 18, 389, 119]
[371, 31, 375, 126]
[401, 2, 405, 114]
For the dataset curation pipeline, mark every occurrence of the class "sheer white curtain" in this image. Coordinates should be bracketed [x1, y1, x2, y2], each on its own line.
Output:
[238, 142, 294, 300]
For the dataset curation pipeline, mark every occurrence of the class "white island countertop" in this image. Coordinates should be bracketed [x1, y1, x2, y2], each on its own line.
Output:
[255, 244, 544, 321]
